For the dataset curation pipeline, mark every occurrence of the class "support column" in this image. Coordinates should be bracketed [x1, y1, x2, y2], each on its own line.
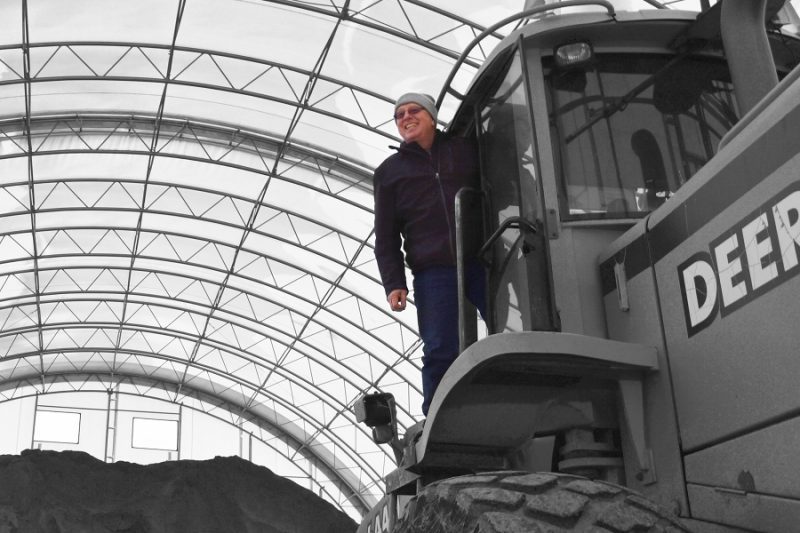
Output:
[104, 387, 119, 463]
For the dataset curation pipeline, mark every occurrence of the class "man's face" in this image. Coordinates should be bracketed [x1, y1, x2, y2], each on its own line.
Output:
[394, 102, 435, 146]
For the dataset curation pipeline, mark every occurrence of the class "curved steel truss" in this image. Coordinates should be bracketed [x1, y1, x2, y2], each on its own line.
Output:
[0, 0, 691, 520]
[1, 373, 378, 513]
[0, 112, 423, 514]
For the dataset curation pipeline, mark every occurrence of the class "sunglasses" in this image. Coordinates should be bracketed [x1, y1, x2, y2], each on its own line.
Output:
[393, 106, 425, 121]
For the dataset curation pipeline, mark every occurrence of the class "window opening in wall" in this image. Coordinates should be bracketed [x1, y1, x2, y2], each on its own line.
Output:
[34, 410, 81, 444]
[131, 418, 179, 451]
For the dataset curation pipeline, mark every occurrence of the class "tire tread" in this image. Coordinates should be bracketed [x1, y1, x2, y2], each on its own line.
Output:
[394, 472, 689, 533]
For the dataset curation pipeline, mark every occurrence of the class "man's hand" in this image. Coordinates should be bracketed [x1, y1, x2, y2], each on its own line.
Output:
[387, 289, 408, 312]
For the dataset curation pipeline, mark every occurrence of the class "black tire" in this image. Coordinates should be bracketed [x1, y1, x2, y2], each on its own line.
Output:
[394, 471, 690, 533]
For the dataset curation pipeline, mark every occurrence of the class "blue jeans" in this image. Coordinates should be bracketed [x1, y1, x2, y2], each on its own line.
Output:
[413, 261, 486, 415]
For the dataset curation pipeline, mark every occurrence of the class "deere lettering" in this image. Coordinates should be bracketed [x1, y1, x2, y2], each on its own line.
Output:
[679, 184, 800, 337]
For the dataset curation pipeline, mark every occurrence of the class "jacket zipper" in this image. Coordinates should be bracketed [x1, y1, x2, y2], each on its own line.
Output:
[432, 148, 457, 263]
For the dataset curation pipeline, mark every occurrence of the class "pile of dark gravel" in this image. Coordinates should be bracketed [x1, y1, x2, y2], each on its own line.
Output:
[0, 449, 357, 533]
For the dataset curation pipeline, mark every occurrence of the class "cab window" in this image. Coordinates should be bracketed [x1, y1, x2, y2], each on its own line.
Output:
[543, 53, 737, 219]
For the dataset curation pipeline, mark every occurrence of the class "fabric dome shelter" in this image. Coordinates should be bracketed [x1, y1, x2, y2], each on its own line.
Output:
[0, 0, 714, 521]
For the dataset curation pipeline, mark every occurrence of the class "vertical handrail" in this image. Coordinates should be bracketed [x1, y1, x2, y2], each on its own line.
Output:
[455, 187, 483, 353]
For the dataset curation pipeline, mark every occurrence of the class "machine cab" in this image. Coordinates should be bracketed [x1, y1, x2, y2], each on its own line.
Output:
[450, 4, 798, 341]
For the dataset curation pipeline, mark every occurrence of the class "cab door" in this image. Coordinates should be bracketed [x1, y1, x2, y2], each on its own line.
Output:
[475, 48, 556, 334]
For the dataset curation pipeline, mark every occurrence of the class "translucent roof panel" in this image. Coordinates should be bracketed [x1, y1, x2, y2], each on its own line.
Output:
[178, 1, 337, 69]
[28, 0, 180, 44]
[0, 0, 737, 521]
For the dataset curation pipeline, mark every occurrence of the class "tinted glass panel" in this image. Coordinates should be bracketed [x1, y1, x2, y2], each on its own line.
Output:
[478, 51, 554, 333]
[544, 54, 737, 219]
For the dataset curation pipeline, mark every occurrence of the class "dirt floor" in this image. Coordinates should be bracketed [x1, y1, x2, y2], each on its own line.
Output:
[0, 449, 357, 533]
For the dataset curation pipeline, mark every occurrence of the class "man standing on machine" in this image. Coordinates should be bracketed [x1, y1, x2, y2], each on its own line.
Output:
[373, 92, 486, 416]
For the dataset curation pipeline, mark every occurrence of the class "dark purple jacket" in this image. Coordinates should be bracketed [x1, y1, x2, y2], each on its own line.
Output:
[373, 131, 480, 296]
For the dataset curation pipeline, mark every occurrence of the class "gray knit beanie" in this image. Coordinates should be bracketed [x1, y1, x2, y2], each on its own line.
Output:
[395, 92, 437, 122]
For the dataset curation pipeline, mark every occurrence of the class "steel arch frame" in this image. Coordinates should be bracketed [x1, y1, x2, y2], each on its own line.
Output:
[0, 339, 383, 484]
[4, 0, 518, 519]
[0, 287, 416, 398]
[0, 371, 379, 514]
[0, 112, 420, 516]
